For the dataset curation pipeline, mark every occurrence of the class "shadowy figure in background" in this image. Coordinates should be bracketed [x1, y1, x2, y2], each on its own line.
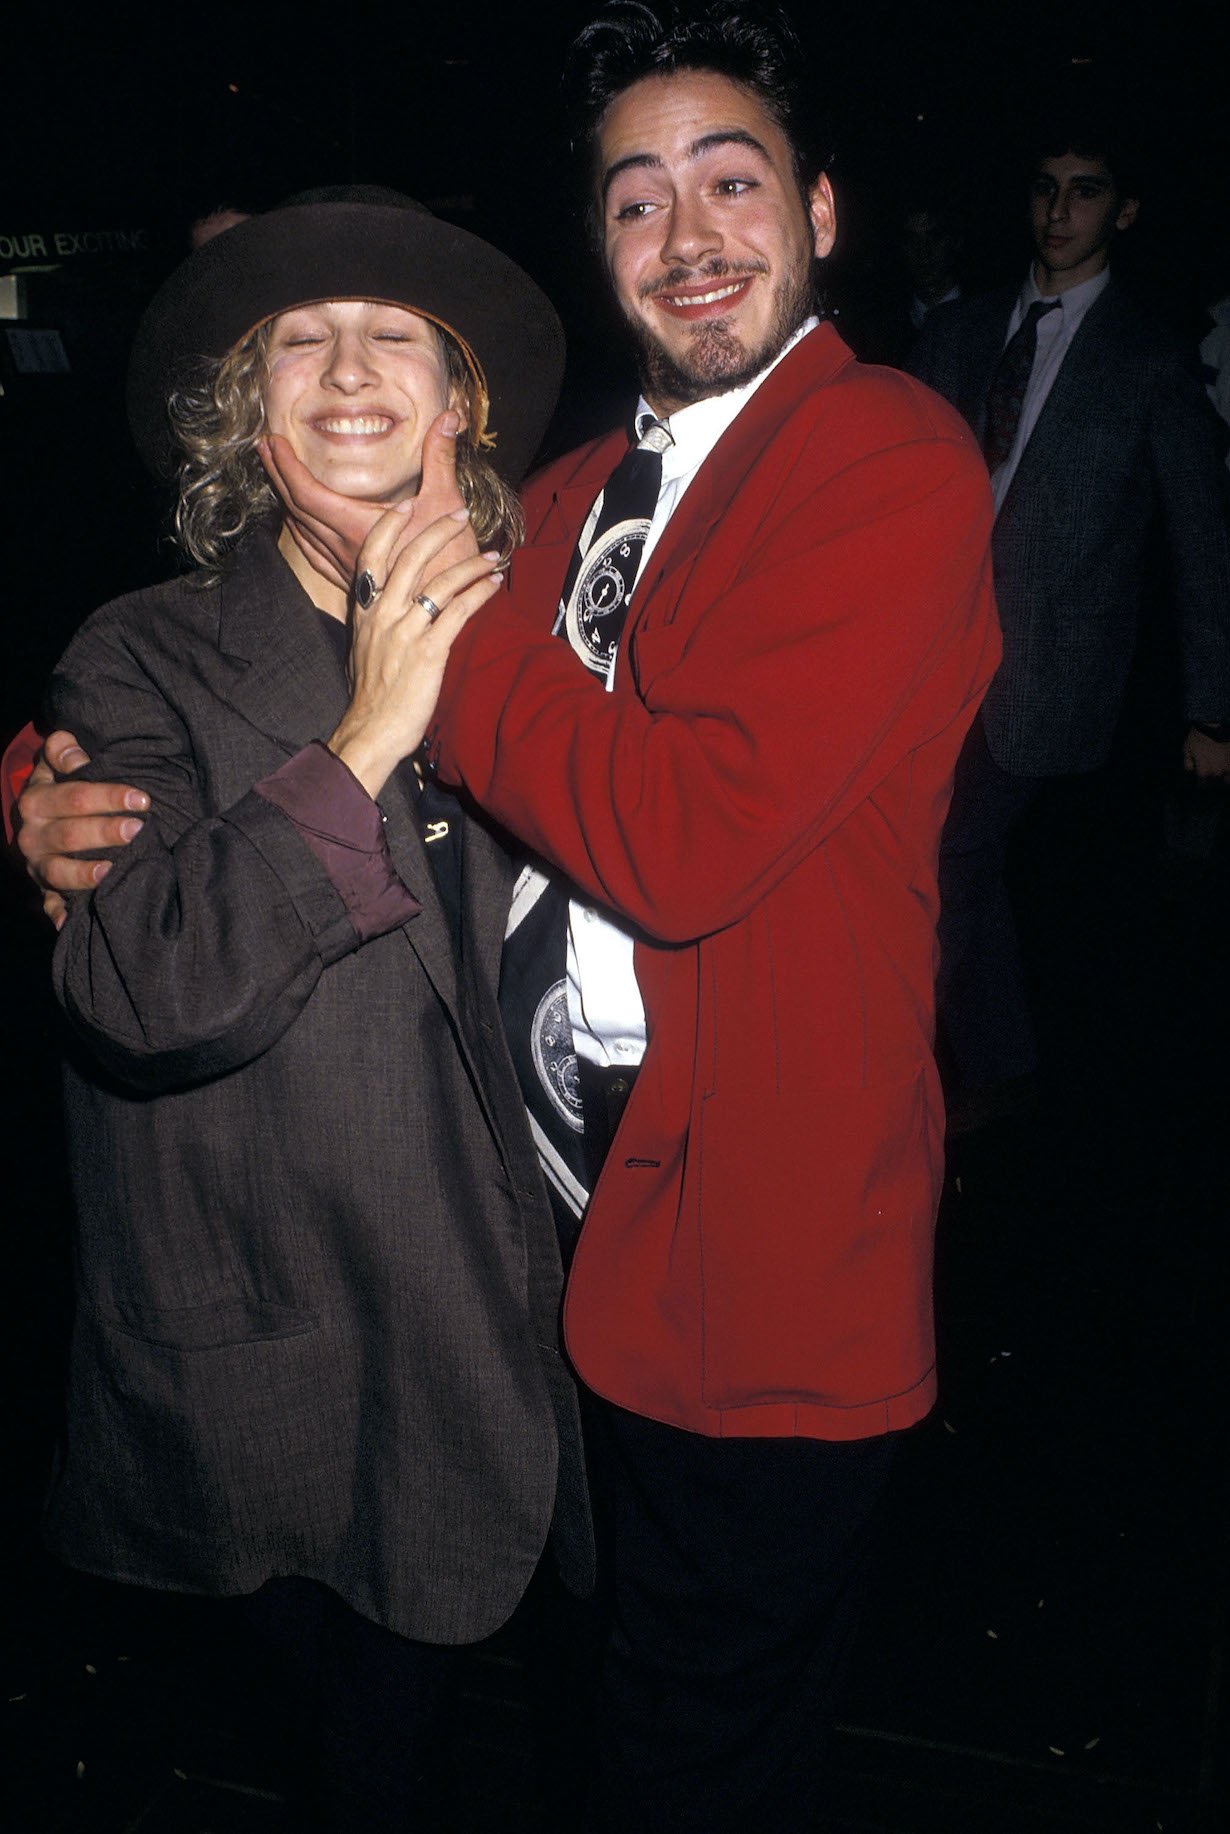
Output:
[1202, 273, 1230, 461]
[901, 195, 965, 335]
[908, 107, 1230, 1136]
[188, 203, 252, 248]
[830, 176, 967, 369]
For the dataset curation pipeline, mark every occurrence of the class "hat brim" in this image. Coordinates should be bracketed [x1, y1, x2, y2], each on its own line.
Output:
[127, 201, 564, 486]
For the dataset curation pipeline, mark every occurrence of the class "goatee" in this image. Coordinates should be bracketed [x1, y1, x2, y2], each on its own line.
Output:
[632, 262, 816, 413]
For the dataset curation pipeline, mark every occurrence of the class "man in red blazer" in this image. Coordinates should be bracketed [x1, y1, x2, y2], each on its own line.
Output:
[16, 7, 999, 1827]
[418, 8, 998, 1827]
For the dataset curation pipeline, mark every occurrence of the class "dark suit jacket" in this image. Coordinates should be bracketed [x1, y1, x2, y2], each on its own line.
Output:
[45, 527, 591, 1644]
[908, 279, 1230, 774]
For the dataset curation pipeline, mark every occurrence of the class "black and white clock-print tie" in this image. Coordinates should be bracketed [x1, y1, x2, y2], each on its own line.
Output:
[501, 417, 672, 1247]
[555, 417, 673, 676]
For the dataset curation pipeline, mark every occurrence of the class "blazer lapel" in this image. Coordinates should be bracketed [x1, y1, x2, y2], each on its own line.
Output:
[628, 323, 852, 622]
[376, 771, 460, 1008]
[216, 526, 459, 1008]
[512, 432, 629, 631]
[955, 287, 1017, 437]
[999, 284, 1119, 514]
[216, 527, 351, 754]
[461, 808, 519, 990]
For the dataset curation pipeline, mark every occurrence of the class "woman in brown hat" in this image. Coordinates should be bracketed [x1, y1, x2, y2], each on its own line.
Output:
[30, 191, 590, 1829]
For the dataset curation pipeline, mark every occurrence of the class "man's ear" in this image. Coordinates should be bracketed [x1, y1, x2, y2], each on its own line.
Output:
[808, 174, 837, 260]
[1116, 195, 1140, 233]
[447, 382, 469, 435]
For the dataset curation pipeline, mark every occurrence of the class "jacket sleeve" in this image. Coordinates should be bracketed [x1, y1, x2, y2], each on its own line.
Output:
[48, 619, 380, 1092]
[1148, 350, 1230, 725]
[431, 428, 999, 943]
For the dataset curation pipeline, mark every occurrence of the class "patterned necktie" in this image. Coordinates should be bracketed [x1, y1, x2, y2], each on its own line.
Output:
[499, 417, 672, 1253]
[982, 299, 1060, 472]
[554, 416, 674, 675]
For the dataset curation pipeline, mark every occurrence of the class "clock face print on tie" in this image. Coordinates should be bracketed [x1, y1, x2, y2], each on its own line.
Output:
[531, 979, 584, 1132]
[562, 512, 654, 675]
[552, 418, 672, 677]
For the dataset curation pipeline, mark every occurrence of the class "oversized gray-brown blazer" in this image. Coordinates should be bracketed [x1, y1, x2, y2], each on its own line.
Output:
[44, 526, 592, 1644]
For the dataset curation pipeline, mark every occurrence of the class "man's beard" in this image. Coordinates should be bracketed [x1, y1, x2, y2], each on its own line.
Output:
[630, 255, 815, 411]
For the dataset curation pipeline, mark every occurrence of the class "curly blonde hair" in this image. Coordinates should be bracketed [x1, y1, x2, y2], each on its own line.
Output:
[168, 315, 524, 573]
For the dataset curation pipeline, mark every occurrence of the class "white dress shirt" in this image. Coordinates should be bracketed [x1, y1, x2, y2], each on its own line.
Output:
[566, 316, 820, 1069]
[990, 266, 1111, 514]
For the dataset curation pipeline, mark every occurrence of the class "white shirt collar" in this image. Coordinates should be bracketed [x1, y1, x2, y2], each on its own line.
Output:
[634, 316, 819, 481]
[1020, 263, 1111, 329]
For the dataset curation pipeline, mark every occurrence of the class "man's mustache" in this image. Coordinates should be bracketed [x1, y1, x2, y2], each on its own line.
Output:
[638, 259, 769, 303]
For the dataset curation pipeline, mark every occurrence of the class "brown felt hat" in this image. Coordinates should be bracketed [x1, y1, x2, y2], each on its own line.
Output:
[127, 188, 564, 485]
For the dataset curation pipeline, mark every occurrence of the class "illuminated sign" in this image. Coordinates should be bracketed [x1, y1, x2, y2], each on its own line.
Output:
[0, 229, 150, 263]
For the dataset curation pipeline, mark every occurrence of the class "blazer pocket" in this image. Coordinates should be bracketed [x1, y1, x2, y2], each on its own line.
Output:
[106, 1296, 317, 1350]
[697, 1074, 936, 1410]
[74, 1302, 350, 1546]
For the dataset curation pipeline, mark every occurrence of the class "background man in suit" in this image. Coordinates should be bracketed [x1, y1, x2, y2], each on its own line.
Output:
[908, 114, 1230, 1130]
[17, 6, 999, 1825]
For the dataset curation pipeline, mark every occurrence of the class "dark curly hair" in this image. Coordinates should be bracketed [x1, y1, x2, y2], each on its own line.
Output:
[563, 1, 829, 209]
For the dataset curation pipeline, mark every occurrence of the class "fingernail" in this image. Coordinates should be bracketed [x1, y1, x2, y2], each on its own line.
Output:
[480, 550, 501, 561]
[54, 911, 67, 932]
[118, 818, 144, 841]
[124, 790, 150, 812]
[92, 861, 112, 883]
[393, 497, 415, 515]
[63, 748, 89, 770]
[441, 412, 460, 437]
[450, 508, 471, 523]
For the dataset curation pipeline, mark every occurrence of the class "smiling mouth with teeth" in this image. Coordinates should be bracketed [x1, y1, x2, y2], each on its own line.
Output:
[314, 415, 397, 436]
[664, 281, 747, 307]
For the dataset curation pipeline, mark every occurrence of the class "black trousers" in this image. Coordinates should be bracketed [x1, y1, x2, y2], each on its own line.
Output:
[242, 1577, 457, 1833]
[585, 1401, 896, 1834]
[936, 716, 1043, 1096]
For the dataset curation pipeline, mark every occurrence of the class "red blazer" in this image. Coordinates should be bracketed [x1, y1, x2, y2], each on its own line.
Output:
[431, 325, 1000, 1440]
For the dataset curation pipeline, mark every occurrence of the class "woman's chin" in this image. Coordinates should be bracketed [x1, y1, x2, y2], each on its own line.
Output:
[313, 460, 422, 504]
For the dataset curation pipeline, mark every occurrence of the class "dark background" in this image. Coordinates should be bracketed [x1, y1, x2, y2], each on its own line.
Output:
[3, 0, 1228, 729]
[3, 5, 1228, 1829]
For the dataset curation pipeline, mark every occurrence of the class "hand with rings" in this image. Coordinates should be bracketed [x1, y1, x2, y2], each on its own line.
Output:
[325, 505, 502, 799]
[355, 575, 442, 623]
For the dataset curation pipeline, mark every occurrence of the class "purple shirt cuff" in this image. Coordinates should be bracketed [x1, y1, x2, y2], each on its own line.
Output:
[254, 741, 421, 942]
